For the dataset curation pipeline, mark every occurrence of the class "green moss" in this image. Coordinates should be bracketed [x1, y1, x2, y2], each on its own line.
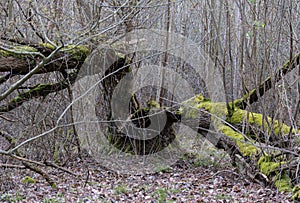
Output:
[9, 96, 22, 103]
[50, 183, 57, 188]
[196, 101, 228, 120]
[177, 107, 183, 115]
[179, 94, 296, 193]
[9, 84, 51, 104]
[179, 95, 215, 119]
[257, 155, 282, 176]
[38, 43, 90, 60]
[233, 98, 243, 108]
[272, 120, 292, 135]
[66, 45, 89, 54]
[14, 46, 37, 52]
[0, 45, 38, 58]
[211, 103, 228, 116]
[237, 141, 258, 156]
[218, 125, 244, 140]
[0, 50, 10, 57]
[257, 155, 293, 192]
[275, 173, 293, 192]
[182, 99, 217, 119]
[228, 109, 244, 124]
[182, 98, 260, 157]
[197, 101, 212, 111]
[229, 109, 298, 136]
[22, 176, 36, 184]
[62, 45, 90, 59]
[147, 99, 160, 108]
[292, 185, 300, 201]
[229, 109, 264, 125]
[36, 83, 49, 90]
[39, 43, 56, 50]
[195, 94, 205, 102]
[183, 107, 199, 119]
[248, 111, 263, 125]
[218, 124, 258, 156]
[180, 97, 201, 119]
[234, 88, 261, 108]
[115, 51, 126, 59]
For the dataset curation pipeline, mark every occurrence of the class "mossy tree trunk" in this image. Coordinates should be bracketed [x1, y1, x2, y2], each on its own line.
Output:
[1, 39, 300, 199]
[179, 53, 300, 200]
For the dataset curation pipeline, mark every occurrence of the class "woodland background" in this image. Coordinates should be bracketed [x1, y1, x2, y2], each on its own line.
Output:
[0, 0, 299, 202]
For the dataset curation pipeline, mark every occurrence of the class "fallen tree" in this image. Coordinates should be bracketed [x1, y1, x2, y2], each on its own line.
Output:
[94, 49, 300, 196]
[181, 53, 300, 200]
[1, 39, 300, 200]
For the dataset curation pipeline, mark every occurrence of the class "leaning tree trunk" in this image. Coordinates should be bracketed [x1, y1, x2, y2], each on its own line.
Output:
[178, 53, 300, 200]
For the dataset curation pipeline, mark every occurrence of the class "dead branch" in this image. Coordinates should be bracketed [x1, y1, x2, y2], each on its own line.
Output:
[23, 162, 56, 188]
[0, 163, 25, 169]
[44, 161, 77, 176]
[235, 53, 300, 109]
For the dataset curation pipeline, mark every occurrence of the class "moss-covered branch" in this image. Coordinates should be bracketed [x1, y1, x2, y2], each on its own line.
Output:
[0, 71, 78, 113]
[0, 41, 90, 112]
[181, 95, 300, 199]
[22, 162, 56, 188]
[0, 43, 89, 74]
[235, 53, 300, 109]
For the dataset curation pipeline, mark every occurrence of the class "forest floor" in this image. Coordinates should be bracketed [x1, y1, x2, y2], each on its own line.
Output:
[0, 146, 293, 203]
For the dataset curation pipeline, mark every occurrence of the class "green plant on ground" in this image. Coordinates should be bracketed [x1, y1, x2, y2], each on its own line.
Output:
[43, 193, 65, 203]
[114, 184, 128, 194]
[215, 193, 233, 200]
[155, 188, 168, 203]
[152, 187, 180, 203]
[22, 176, 36, 184]
[155, 165, 173, 173]
[0, 192, 24, 202]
